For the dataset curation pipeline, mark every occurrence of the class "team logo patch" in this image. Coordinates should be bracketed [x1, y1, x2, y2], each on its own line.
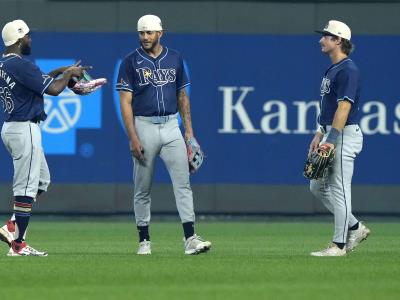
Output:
[320, 77, 331, 96]
[116, 78, 129, 89]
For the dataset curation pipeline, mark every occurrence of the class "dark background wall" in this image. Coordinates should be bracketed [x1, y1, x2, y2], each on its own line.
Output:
[1, 0, 400, 34]
[0, 0, 399, 215]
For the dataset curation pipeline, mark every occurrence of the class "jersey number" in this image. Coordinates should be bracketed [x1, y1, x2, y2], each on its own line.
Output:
[0, 87, 14, 113]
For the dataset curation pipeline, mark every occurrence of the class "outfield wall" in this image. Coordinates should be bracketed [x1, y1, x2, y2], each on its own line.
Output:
[0, 1, 399, 214]
[1, 184, 400, 215]
[2, 1, 400, 35]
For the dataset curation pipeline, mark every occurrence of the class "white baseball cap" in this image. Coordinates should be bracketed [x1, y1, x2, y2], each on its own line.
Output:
[137, 15, 163, 32]
[2, 19, 30, 46]
[316, 20, 351, 41]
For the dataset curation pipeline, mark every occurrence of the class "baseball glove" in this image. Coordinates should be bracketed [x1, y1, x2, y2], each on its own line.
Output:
[185, 136, 204, 174]
[303, 144, 335, 180]
[68, 70, 107, 95]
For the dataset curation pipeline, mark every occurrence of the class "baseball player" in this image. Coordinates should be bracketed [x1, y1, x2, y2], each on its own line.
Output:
[116, 15, 211, 255]
[309, 20, 370, 256]
[0, 20, 89, 256]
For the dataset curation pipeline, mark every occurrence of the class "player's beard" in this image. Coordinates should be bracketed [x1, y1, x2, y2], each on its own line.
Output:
[141, 39, 159, 52]
[20, 43, 31, 55]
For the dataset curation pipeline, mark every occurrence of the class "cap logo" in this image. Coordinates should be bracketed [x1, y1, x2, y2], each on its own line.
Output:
[17, 28, 23, 33]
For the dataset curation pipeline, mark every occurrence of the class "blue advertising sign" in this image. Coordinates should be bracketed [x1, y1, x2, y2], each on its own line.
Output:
[36, 59, 102, 155]
[0, 33, 399, 184]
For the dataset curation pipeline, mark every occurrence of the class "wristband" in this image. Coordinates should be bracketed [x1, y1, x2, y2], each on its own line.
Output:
[326, 127, 340, 144]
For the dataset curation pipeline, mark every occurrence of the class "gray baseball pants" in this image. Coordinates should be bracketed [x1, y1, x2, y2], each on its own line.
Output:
[132, 113, 195, 226]
[1, 121, 50, 198]
[310, 124, 363, 244]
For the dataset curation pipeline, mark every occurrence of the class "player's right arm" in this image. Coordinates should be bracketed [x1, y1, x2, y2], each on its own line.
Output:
[119, 90, 144, 161]
[46, 66, 91, 96]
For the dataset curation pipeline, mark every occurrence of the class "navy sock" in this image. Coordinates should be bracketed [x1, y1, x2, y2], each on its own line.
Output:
[349, 222, 359, 231]
[14, 196, 33, 243]
[334, 242, 345, 250]
[137, 226, 149, 242]
[182, 222, 194, 239]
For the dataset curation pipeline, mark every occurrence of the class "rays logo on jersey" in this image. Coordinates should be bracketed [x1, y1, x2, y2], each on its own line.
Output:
[36, 59, 102, 155]
[320, 77, 331, 96]
[136, 67, 176, 87]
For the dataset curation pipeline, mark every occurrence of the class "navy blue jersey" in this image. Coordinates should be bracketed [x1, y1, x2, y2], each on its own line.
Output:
[318, 58, 360, 126]
[116, 47, 190, 117]
[0, 54, 53, 122]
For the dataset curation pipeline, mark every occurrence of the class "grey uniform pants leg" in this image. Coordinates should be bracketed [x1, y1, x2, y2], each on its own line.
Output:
[159, 120, 195, 224]
[133, 116, 195, 226]
[1, 122, 50, 198]
[310, 125, 363, 243]
[38, 148, 51, 192]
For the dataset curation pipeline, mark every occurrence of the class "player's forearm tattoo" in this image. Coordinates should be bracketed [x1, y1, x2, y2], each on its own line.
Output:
[177, 89, 193, 135]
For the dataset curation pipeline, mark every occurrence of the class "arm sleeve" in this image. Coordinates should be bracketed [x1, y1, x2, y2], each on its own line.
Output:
[14, 60, 54, 95]
[116, 58, 135, 93]
[335, 68, 359, 103]
[176, 55, 190, 90]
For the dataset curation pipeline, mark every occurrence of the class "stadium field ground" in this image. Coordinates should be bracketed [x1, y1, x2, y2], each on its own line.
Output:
[0, 221, 399, 300]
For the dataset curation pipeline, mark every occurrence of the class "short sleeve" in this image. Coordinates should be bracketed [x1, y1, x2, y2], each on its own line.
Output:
[335, 68, 359, 103]
[116, 57, 135, 92]
[14, 60, 53, 95]
[176, 55, 190, 90]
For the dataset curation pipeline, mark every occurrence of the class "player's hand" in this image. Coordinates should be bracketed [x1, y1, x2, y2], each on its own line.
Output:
[130, 140, 144, 162]
[308, 132, 323, 155]
[64, 65, 92, 79]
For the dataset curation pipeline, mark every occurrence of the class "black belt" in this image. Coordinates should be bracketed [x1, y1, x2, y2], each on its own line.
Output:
[30, 116, 43, 123]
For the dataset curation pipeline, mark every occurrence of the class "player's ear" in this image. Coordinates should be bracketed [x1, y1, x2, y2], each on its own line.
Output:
[158, 31, 163, 38]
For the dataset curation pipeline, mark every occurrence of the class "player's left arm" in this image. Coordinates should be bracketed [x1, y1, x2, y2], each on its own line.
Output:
[324, 100, 352, 148]
[177, 88, 193, 140]
[47, 61, 82, 78]
[324, 67, 358, 148]
[332, 101, 351, 130]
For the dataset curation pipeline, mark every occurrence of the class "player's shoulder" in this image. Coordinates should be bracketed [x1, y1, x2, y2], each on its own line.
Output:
[1, 55, 29, 66]
[340, 58, 359, 75]
[165, 47, 183, 58]
[341, 58, 358, 69]
[121, 50, 139, 62]
[1, 55, 36, 74]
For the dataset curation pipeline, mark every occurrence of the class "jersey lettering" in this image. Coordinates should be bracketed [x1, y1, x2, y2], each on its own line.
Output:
[0, 69, 16, 89]
[136, 67, 176, 87]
